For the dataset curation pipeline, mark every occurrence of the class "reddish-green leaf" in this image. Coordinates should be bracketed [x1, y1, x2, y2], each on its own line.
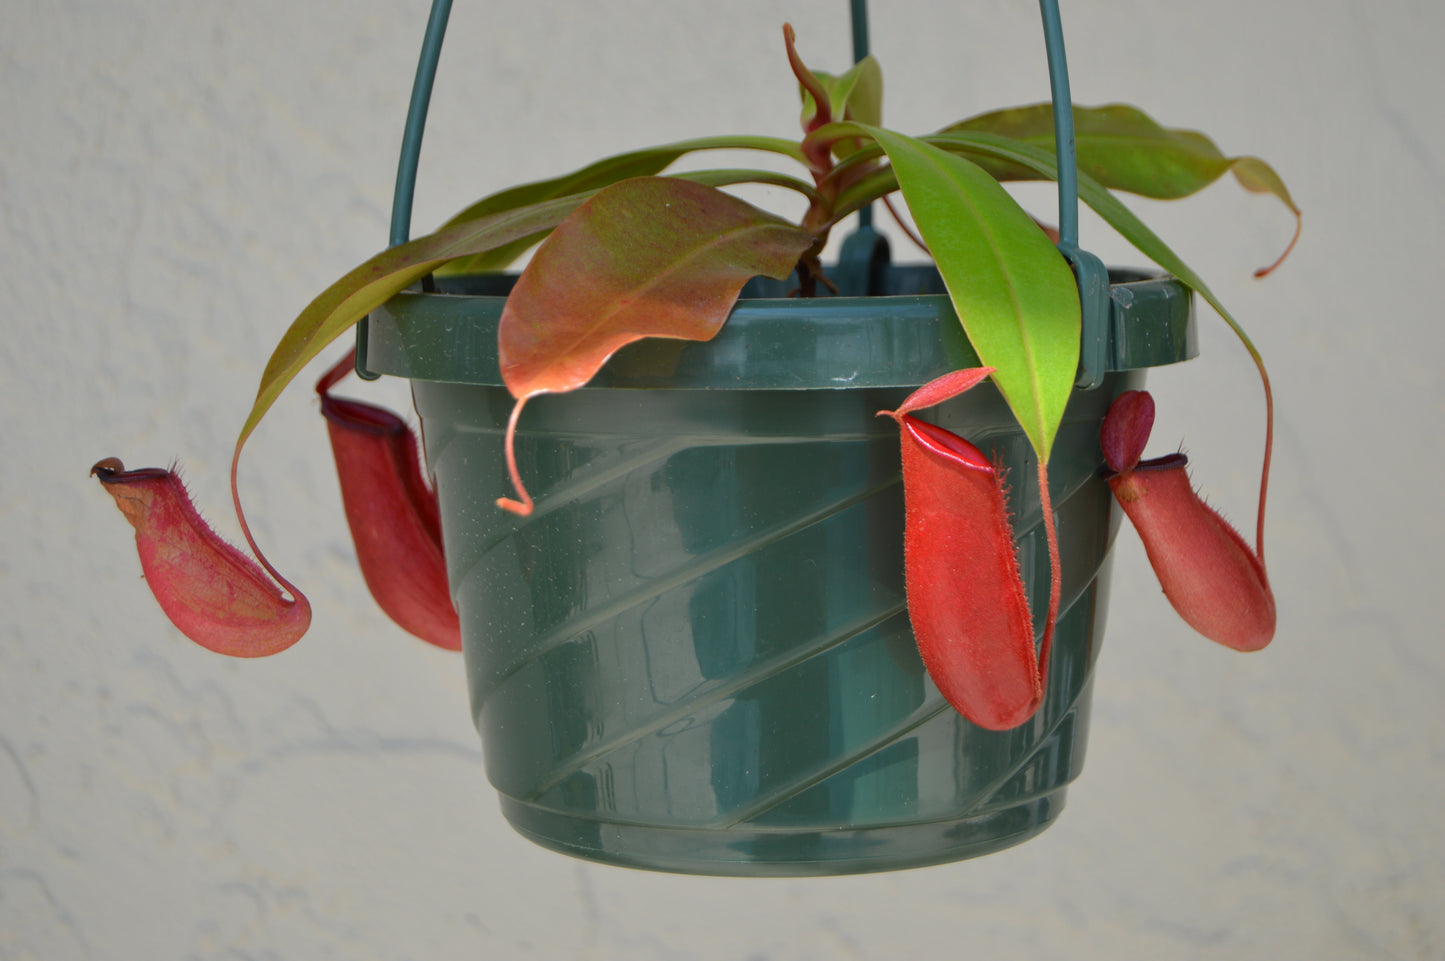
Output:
[946, 103, 1300, 272]
[243, 162, 815, 451]
[494, 176, 814, 513]
[436, 136, 808, 274]
[498, 177, 814, 399]
[238, 194, 589, 458]
[948, 103, 1293, 203]
[675, 169, 821, 201]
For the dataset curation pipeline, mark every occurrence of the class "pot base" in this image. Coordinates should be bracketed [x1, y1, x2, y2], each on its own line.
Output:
[498, 790, 1065, 877]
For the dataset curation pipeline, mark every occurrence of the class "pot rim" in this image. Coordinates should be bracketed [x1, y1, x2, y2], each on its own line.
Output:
[359, 264, 1195, 390]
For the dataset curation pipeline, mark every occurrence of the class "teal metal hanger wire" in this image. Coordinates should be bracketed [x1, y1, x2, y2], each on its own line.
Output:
[360, 0, 450, 378]
[1039, 0, 1077, 248]
[379, 0, 1107, 387]
[1039, 0, 1110, 388]
[389, 0, 452, 248]
[850, 0, 874, 231]
[388, 0, 1081, 249]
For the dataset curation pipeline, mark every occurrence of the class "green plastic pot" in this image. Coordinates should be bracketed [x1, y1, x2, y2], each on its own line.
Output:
[358, 259, 1194, 876]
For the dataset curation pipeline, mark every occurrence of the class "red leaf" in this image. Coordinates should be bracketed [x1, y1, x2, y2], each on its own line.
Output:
[898, 416, 1041, 730]
[1099, 388, 1155, 473]
[91, 459, 310, 657]
[878, 366, 994, 422]
[318, 353, 461, 651]
[494, 177, 815, 515]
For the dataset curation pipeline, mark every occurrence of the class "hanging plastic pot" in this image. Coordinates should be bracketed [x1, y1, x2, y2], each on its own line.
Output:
[359, 260, 1194, 875]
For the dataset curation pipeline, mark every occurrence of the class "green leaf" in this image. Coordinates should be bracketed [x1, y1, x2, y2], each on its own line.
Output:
[839, 56, 883, 127]
[947, 102, 1300, 218]
[436, 135, 808, 274]
[927, 130, 1266, 367]
[498, 177, 814, 400]
[860, 127, 1081, 460]
[673, 169, 821, 201]
[807, 56, 884, 160]
[236, 193, 589, 455]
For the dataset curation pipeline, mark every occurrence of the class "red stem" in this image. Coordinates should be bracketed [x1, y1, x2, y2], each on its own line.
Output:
[782, 24, 836, 179]
[1035, 458, 1061, 681]
[229, 444, 305, 606]
[496, 396, 534, 517]
[883, 194, 929, 256]
[1256, 372, 1273, 565]
[1252, 213, 1301, 280]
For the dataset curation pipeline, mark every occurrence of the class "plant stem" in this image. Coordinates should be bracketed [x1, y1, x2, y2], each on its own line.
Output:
[1035, 458, 1062, 683]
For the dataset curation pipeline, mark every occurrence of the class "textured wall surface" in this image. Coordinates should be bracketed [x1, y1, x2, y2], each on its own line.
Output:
[4, 1, 1442, 958]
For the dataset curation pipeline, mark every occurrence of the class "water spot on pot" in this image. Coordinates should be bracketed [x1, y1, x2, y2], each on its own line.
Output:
[656, 716, 703, 736]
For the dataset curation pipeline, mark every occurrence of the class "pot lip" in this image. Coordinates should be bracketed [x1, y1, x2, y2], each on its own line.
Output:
[359, 265, 1196, 390]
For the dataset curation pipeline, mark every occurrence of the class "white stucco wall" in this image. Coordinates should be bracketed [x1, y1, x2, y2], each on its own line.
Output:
[4, 1, 1442, 958]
